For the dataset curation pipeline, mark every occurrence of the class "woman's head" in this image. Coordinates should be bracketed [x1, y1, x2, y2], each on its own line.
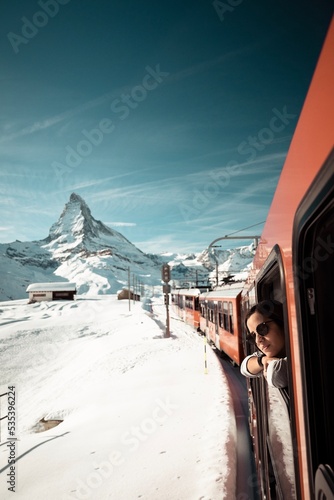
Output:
[246, 300, 285, 358]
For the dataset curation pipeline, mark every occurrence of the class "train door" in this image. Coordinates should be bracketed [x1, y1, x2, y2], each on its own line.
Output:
[252, 248, 298, 499]
[293, 150, 334, 499]
[204, 299, 209, 336]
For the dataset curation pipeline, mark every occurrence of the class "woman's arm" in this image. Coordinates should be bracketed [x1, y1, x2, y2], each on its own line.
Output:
[240, 353, 264, 378]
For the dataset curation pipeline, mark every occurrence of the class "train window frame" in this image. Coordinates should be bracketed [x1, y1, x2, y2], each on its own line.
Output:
[293, 148, 334, 498]
[254, 244, 299, 499]
[255, 245, 295, 410]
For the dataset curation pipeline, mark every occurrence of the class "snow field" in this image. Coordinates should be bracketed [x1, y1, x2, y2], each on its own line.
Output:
[0, 294, 236, 499]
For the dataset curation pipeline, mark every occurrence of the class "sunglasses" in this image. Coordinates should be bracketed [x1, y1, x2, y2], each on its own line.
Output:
[247, 320, 274, 342]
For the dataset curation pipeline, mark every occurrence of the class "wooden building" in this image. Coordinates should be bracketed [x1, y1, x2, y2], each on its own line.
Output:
[26, 282, 77, 302]
[117, 288, 140, 301]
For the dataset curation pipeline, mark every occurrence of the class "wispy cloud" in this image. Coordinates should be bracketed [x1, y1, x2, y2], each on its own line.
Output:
[106, 222, 136, 227]
[167, 45, 258, 85]
[0, 45, 255, 145]
[0, 115, 70, 144]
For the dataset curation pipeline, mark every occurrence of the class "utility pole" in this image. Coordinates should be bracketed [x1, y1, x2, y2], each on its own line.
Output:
[161, 264, 171, 338]
[128, 266, 131, 311]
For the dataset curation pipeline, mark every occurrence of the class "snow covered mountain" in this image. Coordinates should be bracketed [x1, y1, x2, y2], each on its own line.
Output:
[0, 193, 161, 300]
[0, 193, 255, 300]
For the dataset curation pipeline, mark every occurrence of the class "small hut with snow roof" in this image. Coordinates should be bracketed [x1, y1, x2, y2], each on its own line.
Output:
[26, 282, 77, 302]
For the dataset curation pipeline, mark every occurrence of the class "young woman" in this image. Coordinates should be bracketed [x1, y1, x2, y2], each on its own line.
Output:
[240, 300, 288, 388]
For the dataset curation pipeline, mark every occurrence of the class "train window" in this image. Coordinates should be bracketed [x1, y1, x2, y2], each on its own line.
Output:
[253, 245, 297, 499]
[293, 149, 334, 497]
[185, 296, 193, 310]
[208, 301, 214, 323]
[217, 301, 223, 328]
[223, 301, 228, 330]
[228, 302, 233, 333]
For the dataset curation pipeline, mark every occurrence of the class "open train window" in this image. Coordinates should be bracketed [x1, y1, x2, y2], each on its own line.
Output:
[293, 148, 334, 498]
[253, 246, 298, 499]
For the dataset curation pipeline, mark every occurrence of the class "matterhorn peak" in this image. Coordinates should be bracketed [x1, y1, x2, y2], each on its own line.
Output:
[70, 192, 82, 202]
[67, 192, 92, 218]
[47, 193, 95, 242]
[46, 192, 119, 251]
[43, 193, 140, 264]
[69, 192, 87, 205]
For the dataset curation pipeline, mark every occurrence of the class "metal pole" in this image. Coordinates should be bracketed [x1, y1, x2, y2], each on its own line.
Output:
[165, 293, 170, 338]
[128, 266, 131, 311]
[204, 337, 208, 374]
[208, 235, 261, 250]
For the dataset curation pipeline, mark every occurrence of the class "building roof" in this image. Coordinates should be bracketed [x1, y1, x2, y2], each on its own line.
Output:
[26, 282, 77, 292]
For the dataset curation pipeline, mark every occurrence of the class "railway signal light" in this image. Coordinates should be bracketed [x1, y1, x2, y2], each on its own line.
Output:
[161, 264, 171, 283]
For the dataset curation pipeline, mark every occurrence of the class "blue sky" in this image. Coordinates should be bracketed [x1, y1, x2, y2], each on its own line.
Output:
[0, 1, 332, 254]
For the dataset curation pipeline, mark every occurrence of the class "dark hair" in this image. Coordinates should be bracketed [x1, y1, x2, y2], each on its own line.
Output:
[245, 299, 284, 332]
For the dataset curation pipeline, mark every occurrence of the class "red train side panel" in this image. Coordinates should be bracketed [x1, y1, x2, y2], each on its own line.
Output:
[241, 17, 334, 500]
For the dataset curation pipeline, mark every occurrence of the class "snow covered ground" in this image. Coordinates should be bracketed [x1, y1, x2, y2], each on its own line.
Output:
[0, 292, 236, 499]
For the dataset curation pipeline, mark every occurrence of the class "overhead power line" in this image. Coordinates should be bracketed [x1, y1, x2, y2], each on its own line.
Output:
[225, 220, 266, 237]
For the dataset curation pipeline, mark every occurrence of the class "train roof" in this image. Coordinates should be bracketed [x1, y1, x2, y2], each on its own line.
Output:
[199, 286, 243, 299]
[171, 288, 202, 297]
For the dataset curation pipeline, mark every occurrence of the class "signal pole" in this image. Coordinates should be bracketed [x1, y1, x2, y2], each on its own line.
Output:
[161, 264, 171, 338]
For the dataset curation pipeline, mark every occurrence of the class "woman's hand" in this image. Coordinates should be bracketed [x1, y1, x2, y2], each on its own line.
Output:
[262, 356, 280, 378]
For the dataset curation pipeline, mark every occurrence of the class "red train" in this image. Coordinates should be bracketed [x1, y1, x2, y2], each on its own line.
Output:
[172, 17, 334, 500]
[199, 287, 244, 365]
[240, 17, 334, 500]
[171, 285, 244, 365]
[171, 288, 201, 330]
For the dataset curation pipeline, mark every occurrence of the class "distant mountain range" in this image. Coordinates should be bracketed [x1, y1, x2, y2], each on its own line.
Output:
[0, 193, 255, 301]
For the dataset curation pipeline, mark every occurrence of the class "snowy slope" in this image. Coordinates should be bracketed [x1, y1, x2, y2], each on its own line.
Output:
[0, 241, 60, 300]
[0, 294, 236, 499]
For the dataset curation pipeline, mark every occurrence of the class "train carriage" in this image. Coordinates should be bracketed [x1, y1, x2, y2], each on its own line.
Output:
[199, 286, 244, 365]
[171, 288, 201, 329]
[241, 18, 334, 500]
